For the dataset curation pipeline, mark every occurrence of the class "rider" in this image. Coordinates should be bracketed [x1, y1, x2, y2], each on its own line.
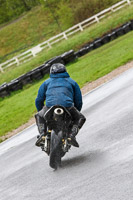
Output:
[35, 63, 86, 147]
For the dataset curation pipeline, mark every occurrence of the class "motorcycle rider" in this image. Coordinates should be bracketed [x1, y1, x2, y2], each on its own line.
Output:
[35, 63, 86, 148]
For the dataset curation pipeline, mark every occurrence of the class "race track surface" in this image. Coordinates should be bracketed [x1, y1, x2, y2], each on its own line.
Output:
[0, 68, 133, 200]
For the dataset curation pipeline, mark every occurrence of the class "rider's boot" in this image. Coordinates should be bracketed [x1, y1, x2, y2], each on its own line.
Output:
[35, 132, 47, 147]
[68, 107, 86, 147]
[69, 116, 86, 147]
[35, 114, 47, 147]
[69, 125, 79, 148]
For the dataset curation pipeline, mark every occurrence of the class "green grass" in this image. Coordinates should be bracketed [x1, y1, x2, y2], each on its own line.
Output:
[0, 30, 133, 138]
[1, 3, 133, 85]
[0, 0, 121, 61]
[0, 6, 60, 61]
[0, 81, 41, 135]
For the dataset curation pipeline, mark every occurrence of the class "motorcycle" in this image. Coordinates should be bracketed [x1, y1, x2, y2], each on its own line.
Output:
[36, 105, 77, 170]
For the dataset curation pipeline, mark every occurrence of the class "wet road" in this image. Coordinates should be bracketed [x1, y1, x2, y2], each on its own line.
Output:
[0, 68, 133, 200]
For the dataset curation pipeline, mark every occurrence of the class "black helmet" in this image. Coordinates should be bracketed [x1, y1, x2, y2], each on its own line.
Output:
[50, 63, 66, 74]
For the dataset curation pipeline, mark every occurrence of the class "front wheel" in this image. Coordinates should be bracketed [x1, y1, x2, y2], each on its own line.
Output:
[49, 130, 63, 169]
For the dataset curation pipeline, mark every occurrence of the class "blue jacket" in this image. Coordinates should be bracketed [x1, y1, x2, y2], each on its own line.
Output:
[35, 72, 83, 112]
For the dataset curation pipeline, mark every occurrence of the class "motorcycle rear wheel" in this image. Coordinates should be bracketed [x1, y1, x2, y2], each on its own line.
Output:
[49, 130, 62, 170]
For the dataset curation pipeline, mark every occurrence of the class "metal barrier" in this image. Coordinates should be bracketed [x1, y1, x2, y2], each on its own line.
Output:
[0, 0, 132, 72]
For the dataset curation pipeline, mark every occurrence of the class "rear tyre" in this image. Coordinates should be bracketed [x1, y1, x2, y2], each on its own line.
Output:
[49, 131, 62, 169]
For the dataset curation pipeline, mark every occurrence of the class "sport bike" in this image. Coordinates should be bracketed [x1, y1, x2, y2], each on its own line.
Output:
[36, 105, 78, 170]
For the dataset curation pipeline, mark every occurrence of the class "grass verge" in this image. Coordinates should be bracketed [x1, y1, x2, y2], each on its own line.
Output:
[0, 30, 133, 138]
[0, 3, 133, 85]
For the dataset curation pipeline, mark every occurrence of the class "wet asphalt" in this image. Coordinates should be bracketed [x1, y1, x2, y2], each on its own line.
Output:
[0, 68, 133, 200]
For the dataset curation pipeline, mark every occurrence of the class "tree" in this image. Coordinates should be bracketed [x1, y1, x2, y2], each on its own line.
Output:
[0, 0, 40, 25]
[20, 0, 31, 11]
[0, 0, 9, 24]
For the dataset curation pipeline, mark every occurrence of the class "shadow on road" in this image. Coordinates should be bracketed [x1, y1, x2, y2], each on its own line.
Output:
[62, 154, 87, 168]
[61, 149, 103, 169]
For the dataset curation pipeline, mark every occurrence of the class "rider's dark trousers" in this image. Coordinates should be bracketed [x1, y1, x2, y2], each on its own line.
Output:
[35, 106, 86, 135]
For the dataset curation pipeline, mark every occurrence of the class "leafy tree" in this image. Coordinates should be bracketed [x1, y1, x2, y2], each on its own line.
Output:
[20, 0, 31, 11]
[0, 0, 40, 24]
[0, 0, 122, 26]
[0, 0, 9, 24]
